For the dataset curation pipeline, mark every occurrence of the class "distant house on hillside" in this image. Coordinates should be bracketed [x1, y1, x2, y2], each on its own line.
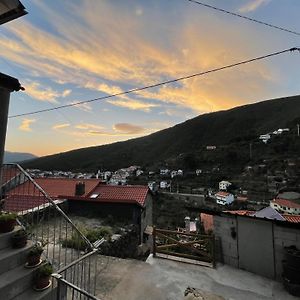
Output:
[219, 180, 232, 191]
[215, 191, 234, 205]
[270, 198, 300, 215]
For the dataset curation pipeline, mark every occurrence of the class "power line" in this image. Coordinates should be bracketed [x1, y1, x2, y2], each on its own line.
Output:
[184, 0, 300, 37]
[9, 47, 300, 119]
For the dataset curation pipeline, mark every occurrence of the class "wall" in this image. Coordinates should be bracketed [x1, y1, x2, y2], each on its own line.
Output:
[213, 213, 300, 281]
[140, 193, 153, 243]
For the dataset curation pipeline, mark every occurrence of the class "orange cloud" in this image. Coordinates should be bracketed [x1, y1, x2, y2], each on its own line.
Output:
[107, 98, 160, 112]
[19, 119, 36, 132]
[113, 123, 145, 134]
[239, 0, 271, 13]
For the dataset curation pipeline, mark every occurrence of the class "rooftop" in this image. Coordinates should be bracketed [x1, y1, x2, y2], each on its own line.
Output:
[272, 198, 300, 209]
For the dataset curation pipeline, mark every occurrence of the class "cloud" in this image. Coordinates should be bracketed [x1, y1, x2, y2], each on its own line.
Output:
[0, 1, 276, 115]
[52, 123, 70, 130]
[107, 98, 160, 112]
[19, 119, 36, 131]
[75, 123, 104, 130]
[25, 81, 71, 103]
[113, 123, 145, 134]
[239, 0, 271, 13]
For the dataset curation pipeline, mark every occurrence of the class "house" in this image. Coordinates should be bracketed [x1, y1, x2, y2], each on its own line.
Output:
[160, 181, 169, 189]
[177, 169, 183, 176]
[215, 191, 234, 205]
[148, 181, 158, 192]
[270, 198, 300, 215]
[259, 134, 271, 143]
[4, 177, 152, 244]
[68, 184, 152, 243]
[219, 180, 232, 191]
[195, 169, 202, 176]
[160, 168, 170, 176]
[206, 145, 216, 150]
[170, 170, 177, 178]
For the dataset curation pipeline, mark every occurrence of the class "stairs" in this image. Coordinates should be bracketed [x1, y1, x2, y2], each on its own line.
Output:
[0, 227, 57, 300]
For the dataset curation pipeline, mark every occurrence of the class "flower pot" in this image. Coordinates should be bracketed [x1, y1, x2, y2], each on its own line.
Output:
[11, 233, 28, 248]
[283, 277, 300, 297]
[0, 219, 16, 233]
[282, 262, 300, 283]
[26, 255, 42, 268]
[285, 246, 300, 269]
[34, 276, 51, 291]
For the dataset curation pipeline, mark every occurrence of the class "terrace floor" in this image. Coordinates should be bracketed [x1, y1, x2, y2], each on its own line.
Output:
[95, 254, 298, 300]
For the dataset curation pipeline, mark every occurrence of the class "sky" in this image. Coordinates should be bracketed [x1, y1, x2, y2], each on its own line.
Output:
[1, 0, 300, 157]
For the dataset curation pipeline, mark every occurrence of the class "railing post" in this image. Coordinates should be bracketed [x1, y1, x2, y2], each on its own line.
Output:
[52, 273, 67, 300]
[153, 226, 156, 257]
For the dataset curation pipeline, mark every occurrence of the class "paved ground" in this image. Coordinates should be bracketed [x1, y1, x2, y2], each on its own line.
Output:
[95, 254, 299, 300]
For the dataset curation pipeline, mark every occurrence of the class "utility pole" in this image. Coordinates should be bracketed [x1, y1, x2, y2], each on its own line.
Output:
[297, 124, 299, 137]
[0, 73, 24, 166]
[249, 143, 252, 160]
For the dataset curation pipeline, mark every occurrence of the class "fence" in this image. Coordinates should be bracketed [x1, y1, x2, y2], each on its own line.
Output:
[153, 227, 215, 267]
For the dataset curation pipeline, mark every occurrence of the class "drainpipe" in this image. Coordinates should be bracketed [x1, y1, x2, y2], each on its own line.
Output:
[0, 72, 24, 166]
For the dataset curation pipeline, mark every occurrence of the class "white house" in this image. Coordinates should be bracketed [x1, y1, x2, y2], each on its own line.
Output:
[270, 198, 300, 215]
[177, 169, 183, 176]
[259, 134, 271, 143]
[170, 170, 178, 178]
[160, 168, 170, 176]
[219, 180, 232, 191]
[215, 191, 234, 205]
[160, 181, 169, 189]
[148, 181, 158, 192]
[195, 169, 202, 176]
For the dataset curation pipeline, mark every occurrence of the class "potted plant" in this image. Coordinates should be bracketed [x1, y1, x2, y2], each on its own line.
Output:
[0, 212, 17, 233]
[11, 229, 28, 248]
[25, 244, 44, 268]
[34, 263, 53, 291]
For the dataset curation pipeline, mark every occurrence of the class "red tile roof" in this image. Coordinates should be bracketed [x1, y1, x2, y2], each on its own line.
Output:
[8, 178, 102, 198]
[4, 195, 47, 213]
[216, 191, 230, 197]
[0, 166, 20, 185]
[272, 198, 300, 209]
[223, 210, 254, 216]
[70, 185, 149, 207]
[282, 214, 300, 223]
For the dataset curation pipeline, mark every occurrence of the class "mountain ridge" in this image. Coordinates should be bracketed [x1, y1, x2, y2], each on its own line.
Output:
[22, 95, 300, 171]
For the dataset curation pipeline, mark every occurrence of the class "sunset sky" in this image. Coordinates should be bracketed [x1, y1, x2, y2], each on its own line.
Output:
[2, 0, 300, 156]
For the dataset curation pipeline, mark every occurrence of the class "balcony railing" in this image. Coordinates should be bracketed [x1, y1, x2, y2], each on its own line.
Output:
[0, 163, 101, 299]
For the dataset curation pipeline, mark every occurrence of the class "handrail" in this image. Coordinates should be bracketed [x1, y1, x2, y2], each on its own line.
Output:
[11, 163, 94, 250]
[52, 273, 100, 300]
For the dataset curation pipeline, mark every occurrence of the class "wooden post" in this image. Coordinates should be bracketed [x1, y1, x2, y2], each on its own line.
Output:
[152, 226, 156, 257]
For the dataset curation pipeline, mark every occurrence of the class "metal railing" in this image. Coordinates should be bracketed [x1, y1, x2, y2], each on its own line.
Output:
[0, 163, 94, 271]
[53, 244, 104, 300]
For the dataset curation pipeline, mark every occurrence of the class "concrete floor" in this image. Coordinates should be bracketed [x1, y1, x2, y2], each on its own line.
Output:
[95, 254, 299, 300]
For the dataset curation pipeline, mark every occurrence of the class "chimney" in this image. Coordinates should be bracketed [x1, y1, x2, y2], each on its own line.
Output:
[75, 182, 85, 196]
[185, 216, 190, 233]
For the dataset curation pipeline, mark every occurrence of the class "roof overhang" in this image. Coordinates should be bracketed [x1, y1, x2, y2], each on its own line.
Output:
[0, 0, 27, 25]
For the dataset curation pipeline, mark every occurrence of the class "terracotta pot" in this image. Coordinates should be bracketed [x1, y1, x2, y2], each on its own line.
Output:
[27, 254, 41, 267]
[0, 219, 16, 233]
[11, 234, 28, 248]
[35, 276, 51, 290]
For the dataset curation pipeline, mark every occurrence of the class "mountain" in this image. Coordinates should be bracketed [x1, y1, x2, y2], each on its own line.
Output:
[23, 95, 300, 171]
[4, 151, 38, 163]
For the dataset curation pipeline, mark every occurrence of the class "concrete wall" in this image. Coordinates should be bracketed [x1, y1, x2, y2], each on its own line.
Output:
[140, 193, 153, 243]
[213, 215, 238, 268]
[213, 214, 300, 281]
[273, 224, 300, 280]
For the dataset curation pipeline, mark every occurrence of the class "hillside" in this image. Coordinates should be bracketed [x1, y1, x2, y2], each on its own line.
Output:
[23, 95, 300, 171]
[4, 151, 37, 163]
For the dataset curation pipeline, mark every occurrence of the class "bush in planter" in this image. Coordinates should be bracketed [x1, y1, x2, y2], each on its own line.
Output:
[27, 244, 44, 267]
[0, 212, 17, 233]
[34, 263, 53, 291]
[11, 229, 28, 248]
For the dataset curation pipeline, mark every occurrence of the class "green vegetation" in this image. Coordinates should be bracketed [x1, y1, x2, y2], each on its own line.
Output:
[0, 212, 17, 221]
[36, 263, 53, 278]
[23, 95, 300, 171]
[28, 244, 44, 256]
[62, 226, 112, 250]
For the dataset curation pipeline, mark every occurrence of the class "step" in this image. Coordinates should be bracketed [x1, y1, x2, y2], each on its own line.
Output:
[12, 284, 58, 300]
[0, 262, 46, 300]
[0, 226, 22, 250]
[0, 240, 34, 275]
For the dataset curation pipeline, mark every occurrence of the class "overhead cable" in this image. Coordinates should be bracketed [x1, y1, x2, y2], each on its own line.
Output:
[9, 47, 300, 119]
[184, 0, 300, 37]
